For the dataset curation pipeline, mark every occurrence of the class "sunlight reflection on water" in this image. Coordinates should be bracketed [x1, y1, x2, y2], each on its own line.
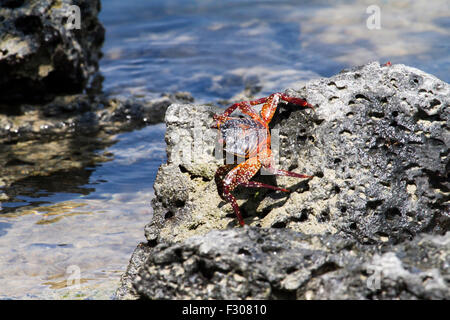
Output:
[0, 125, 164, 299]
[100, 0, 449, 101]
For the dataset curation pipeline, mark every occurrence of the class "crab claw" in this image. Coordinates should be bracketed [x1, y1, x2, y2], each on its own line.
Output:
[291, 98, 315, 112]
[307, 103, 315, 112]
[210, 122, 218, 129]
[210, 114, 220, 129]
[279, 94, 316, 112]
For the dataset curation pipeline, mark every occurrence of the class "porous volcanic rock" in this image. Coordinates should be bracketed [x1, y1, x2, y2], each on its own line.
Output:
[117, 62, 449, 299]
[146, 62, 449, 246]
[0, 0, 105, 103]
[133, 227, 449, 300]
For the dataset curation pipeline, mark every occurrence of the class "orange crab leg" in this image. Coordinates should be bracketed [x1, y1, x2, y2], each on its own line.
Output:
[261, 93, 314, 123]
[220, 157, 296, 226]
[222, 157, 262, 226]
[265, 167, 313, 179]
[215, 164, 235, 200]
[223, 191, 245, 226]
[213, 101, 264, 129]
[279, 94, 315, 110]
[213, 93, 313, 128]
[260, 93, 281, 124]
[220, 97, 272, 118]
[259, 148, 314, 179]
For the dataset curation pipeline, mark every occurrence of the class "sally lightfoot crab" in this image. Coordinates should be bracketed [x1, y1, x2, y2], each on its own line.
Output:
[211, 92, 315, 226]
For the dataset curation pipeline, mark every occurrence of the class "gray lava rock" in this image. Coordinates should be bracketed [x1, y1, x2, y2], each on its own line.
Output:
[118, 62, 449, 300]
[0, 0, 104, 103]
[133, 228, 449, 300]
[114, 242, 152, 300]
[145, 62, 449, 246]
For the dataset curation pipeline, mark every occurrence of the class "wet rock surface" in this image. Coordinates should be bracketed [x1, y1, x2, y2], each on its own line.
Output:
[0, 92, 194, 143]
[115, 242, 152, 300]
[0, 0, 104, 104]
[117, 62, 449, 299]
[0, 92, 194, 193]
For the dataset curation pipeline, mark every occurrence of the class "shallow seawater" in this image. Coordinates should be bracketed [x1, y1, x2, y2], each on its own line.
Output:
[0, 125, 165, 299]
[100, 0, 449, 101]
[0, 0, 449, 299]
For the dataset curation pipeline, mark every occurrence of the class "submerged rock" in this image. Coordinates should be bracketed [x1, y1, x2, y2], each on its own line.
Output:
[0, 92, 194, 189]
[0, 91, 194, 142]
[0, 0, 104, 104]
[117, 62, 449, 299]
